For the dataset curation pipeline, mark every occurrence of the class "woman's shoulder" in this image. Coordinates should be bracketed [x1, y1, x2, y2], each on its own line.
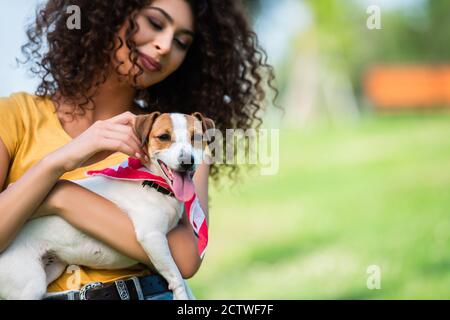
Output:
[0, 91, 51, 108]
[0, 92, 44, 159]
[0, 91, 56, 123]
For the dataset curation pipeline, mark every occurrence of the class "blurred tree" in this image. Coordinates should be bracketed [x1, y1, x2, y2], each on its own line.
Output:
[296, 0, 450, 98]
[370, 0, 450, 62]
[278, 0, 450, 126]
[423, 0, 450, 61]
[281, 0, 362, 125]
[352, 0, 450, 98]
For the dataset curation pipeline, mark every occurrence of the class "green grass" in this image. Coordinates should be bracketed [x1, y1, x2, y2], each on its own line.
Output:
[188, 113, 450, 299]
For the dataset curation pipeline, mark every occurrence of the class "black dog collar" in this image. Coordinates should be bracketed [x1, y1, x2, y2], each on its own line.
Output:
[142, 180, 175, 198]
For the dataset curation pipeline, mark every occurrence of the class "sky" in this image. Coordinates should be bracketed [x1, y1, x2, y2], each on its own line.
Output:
[255, 0, 311, 65]
[0, 0, 425, 97]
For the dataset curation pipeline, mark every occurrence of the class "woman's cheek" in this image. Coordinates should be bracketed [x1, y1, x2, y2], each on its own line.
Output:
[133, 16, 155, 45]
[169, 52, 188, 73]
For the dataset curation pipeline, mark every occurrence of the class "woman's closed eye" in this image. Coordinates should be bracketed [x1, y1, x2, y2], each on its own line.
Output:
[175, 38, 190, 50]
[147, 16, 163, 30]
[146, 16, 191, 51]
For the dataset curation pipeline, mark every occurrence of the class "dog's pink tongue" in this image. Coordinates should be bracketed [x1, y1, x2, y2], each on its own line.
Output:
[172, 171, 195, 202]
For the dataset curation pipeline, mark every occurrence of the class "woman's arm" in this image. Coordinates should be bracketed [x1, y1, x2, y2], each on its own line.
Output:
[42, 163, 210, 279]
[0, 112, 147, 253]
[0, 139, 65, 253]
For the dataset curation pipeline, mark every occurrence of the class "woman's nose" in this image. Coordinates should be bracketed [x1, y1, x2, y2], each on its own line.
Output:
[154, 34, 172, 56]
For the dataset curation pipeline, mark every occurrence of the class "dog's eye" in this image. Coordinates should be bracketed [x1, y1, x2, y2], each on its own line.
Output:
[158, 134, 171, 142]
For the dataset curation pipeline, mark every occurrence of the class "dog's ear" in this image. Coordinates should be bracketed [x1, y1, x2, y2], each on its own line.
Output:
[134, 112, 161, 147]
[192, 112, 216, 141]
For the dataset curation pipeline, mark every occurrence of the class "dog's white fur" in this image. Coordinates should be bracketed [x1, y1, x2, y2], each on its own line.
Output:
[0, 113, 206, 300]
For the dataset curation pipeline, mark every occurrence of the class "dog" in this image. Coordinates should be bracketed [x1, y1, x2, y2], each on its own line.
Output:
[0, 112, 214, 300]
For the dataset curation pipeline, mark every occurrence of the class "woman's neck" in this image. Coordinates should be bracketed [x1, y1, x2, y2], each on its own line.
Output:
[56, 71, 141, 123]
[88, 74, 138, 121]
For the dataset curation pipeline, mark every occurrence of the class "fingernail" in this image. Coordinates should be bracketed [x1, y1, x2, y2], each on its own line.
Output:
[135, 153, 142, 159]
[145, 155, 149, 162]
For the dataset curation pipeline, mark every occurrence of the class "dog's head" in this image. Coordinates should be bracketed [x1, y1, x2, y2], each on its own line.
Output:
[134, 112, 215, 201]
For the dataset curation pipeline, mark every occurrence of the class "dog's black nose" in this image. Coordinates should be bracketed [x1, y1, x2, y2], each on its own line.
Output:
[179, 155, 195, 171]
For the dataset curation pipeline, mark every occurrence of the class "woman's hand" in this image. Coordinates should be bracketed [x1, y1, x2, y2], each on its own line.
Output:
[48, 112, 148, 173]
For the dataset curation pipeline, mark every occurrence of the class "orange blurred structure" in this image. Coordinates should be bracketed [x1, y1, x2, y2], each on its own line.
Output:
[364, 65, 450, 109]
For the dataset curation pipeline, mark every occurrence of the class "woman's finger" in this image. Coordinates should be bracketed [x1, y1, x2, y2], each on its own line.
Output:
[107, 111, 137, 126]
[101, 130, 144, 158]
[101, 137, 137, 158]
[104, 123, 142, 150]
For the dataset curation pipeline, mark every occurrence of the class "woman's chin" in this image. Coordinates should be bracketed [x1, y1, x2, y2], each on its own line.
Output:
[132, 74, 164, 89]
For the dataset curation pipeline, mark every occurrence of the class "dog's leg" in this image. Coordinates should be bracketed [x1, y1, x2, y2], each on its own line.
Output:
[0, 243, 49, 300]
[0, 260, 47, 300]
[18, 272, 48, 300]
[184, 280, 196, 300]
[137, 231, 188, 300]
[44, 259, 68, 286]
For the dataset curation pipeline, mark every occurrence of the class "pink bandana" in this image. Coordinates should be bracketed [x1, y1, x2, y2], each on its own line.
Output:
[86, 157, 208, 258]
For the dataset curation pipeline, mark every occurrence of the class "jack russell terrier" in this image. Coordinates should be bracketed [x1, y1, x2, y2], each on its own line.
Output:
[0, 112, 214, 300]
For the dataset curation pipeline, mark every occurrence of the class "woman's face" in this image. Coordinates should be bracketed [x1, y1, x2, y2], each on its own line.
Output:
[114, 0, 195, 88]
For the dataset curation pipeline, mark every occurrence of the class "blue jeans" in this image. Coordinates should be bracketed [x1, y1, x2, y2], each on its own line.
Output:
[144, 291, 174, 300]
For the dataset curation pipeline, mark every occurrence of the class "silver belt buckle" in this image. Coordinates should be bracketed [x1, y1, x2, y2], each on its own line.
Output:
[79, 282, 103, 300]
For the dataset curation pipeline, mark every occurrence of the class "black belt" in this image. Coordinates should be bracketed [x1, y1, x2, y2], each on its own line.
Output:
[43, 274, 170, 300]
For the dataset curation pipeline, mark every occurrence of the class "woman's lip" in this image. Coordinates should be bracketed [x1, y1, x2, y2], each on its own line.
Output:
[138, 52, 162, 72]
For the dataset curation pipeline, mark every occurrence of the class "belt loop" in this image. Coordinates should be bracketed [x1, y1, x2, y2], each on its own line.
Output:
[68, 291, 76, 300]
[130, 276, 145, 300]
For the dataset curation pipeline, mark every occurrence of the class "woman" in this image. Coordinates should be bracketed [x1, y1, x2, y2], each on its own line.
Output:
[0, 0, 276, 300]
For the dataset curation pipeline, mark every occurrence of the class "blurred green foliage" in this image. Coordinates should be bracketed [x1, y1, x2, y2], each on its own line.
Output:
[187, 0, 450, 300]
[189, 113, 450, 299]
[369, 0, 450, 62]
[292, 0, 450, 98]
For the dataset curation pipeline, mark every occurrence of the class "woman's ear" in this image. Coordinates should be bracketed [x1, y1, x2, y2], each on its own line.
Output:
[191, 112, 216, 140]
[134, 112, 161, 147]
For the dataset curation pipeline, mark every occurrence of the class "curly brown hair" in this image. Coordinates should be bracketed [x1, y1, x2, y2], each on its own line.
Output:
[20, 0, 279, 186]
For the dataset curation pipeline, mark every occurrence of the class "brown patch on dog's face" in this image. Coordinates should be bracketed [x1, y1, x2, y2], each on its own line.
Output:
[185, 115, 204, 149]
[147, 114, 174, 157]
[190, 112, 216, 147]
[134, 112, 161, 150]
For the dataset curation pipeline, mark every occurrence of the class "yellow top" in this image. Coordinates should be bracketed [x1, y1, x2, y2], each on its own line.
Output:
[0, 92, 151, 292]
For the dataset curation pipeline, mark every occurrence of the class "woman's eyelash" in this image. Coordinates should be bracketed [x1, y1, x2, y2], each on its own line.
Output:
[145, 16, 190, 50]
[175, 39, 189, 50]
[147, 17, 162, 30]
